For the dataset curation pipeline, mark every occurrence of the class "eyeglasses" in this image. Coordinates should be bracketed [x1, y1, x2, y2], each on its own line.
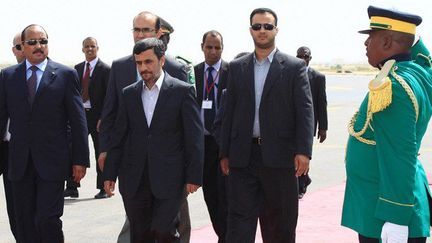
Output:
[14, 44, 22, 51]
[297, 55, 310, 59]
[132, 27, 155, 34]
[251, 23, 276, 31]
[23, 39, 49, 46]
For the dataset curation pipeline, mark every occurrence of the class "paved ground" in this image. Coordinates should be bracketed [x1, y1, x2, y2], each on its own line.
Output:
[1, 74, 431, 242]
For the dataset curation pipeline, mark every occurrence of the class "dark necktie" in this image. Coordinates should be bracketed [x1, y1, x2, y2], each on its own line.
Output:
[82, 62, 91, 102]
[27, 65, 38, 105]
[204, 66, 215, 131]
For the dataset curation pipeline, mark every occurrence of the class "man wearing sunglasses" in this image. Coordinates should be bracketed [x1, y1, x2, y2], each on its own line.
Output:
[220, 7, 314, 243]
[296, 46, 328, 199]
[0, 24, 89, 242]
[98, 11, 190, 243]
[12, 32, 25, 63]
[0, 31, 25, 242]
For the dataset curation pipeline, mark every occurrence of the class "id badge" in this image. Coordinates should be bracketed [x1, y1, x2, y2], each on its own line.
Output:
[202, 100, 213, 109]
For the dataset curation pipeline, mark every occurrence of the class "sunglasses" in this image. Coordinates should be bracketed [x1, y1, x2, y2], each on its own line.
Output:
[251, 23, 276, 31]
[14, 44, 22, 51]
[23, 39, 48, 46]
[297, 55, 311, 59]
[132, 27, 155, 34]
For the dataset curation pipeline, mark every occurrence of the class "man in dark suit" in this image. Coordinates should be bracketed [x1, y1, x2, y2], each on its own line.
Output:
[296, 46, 328, 199]
[220, 8, 314, 243]
[104, 38, 203, 243]
[98, 11, 189, 243]
[0, 32, 25, 241]
[64, 37, 110, 199]
[194, 30, 228, 243]
[0, 24, 89, 243]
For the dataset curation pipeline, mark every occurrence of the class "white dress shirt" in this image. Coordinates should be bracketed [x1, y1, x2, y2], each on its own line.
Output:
[141, 72, 165, 126]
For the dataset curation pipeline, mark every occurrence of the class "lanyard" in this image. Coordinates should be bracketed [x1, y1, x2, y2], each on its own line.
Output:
[205, 69, 220, 99]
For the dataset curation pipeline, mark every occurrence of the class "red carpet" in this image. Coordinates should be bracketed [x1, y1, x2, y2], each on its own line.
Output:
[191, 183, 357, 242]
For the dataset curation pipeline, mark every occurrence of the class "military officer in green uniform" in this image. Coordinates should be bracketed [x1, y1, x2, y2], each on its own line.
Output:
[342, 6, 432, 243]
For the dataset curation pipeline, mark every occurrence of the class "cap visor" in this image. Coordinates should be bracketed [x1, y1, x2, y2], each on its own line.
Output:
[358, 29, 372, 34]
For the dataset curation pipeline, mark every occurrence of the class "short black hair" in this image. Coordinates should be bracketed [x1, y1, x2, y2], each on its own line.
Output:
[133, 38, 165, 59]
[202, 30, 224, 46]
[82, 37, 98, 46]
[21, 24, 49, 42]
[250, 8, 278, 26]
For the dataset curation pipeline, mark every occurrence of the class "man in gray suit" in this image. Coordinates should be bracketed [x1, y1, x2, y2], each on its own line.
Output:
[98, 11, 189, 243]
[220, 8, 314, 243]
[103, 38, 203, 243]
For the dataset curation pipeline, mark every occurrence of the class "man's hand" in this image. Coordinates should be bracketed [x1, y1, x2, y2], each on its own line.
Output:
[96, 119, 102, 133]
[381, 222, 408, 243]
[98, 152, 107, 172]
[294, 154, 310, 177]
[186, 184, 200, 195]
[104, 180, 116, 197]
[317, 130, 327, 143]
[72, 165, 87, 183]
[220, 157, 230, 176]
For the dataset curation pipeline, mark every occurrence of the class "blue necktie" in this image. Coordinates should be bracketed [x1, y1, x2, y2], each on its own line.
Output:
[204, 66, 215, 131]
[27, 65, 38, 105]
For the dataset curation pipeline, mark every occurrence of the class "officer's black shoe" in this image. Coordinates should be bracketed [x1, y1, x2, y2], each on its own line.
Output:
[64, 188, 79, 198]
[94, 189, 108, 199]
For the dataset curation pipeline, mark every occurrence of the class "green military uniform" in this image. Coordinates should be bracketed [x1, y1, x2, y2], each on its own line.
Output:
[342, 37, 432, 238]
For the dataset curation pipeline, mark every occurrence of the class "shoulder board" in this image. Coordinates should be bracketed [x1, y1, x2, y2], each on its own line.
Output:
[368, 59, 395, 113]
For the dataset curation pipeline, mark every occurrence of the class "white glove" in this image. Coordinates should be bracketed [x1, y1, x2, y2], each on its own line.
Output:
[381, 222, 408, 243]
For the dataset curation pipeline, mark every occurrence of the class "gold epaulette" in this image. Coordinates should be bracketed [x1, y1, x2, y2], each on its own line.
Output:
[368, 59, 395, 113]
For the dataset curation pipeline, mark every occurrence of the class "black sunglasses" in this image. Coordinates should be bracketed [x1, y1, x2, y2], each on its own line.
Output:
[297, 55, 311, 59]
[23, 39, 49, 46]
[251, 23, 276, 31]
[14, 44, 22, 51]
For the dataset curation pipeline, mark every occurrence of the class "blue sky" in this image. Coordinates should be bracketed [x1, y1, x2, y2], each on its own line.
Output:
[1, 0, 431, 65]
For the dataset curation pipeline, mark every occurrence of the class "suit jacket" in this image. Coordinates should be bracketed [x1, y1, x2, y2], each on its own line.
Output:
[220, 50, 314, 168]
[308, 67, 328, 135]
[0, 60, 89, 181]
[194, 60, 229, 135]
[74, 59, 110, 124]
[99, 54, 188, 152]
[104, 72, 203, 199]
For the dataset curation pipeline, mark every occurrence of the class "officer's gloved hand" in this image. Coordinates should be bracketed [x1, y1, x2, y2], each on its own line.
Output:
[381, 222, 408, 243]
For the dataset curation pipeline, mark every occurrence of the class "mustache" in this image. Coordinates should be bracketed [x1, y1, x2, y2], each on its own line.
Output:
[33, 49, 44, 54]
[140, 71, 152, 75]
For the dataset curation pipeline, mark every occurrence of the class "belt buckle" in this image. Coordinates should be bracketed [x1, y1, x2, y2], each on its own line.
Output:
[257, 137, 262, 145]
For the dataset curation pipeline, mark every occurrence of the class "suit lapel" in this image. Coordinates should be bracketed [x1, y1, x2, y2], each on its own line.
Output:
[149, 74, 172, 130]
[195, 63, 204, 107]
[217, 61, 229, 105]
[242, 55, 255, 99]
[34, 60, 57, 101]
[77, 62, 84, 81]
[134, 81, 149, 129]
[262, 51, 284, 100]
[15, 63, 31, 110]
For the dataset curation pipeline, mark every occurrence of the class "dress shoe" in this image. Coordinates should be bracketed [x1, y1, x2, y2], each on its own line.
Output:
[94, 189, 108, 199]
[63, 188, 79, 198]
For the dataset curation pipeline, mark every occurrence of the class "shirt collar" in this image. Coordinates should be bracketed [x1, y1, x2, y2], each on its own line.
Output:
[26, 58, 48, 72]
[379, 53, 411, 68]
[204, 59, 222, 72]
[86, 57, 99, 68]
[143, 70, 165, 91]
[253, 48, 277, 64]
